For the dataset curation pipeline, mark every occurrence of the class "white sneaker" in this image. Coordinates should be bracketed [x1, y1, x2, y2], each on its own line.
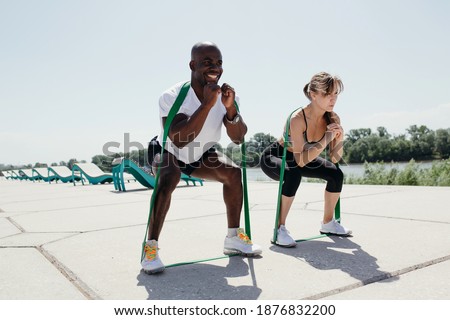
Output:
[320, 220, 352, 236]
[275, 225, 297, 247]
[224, 228, 262, 256]
[141, 240, 165, 274]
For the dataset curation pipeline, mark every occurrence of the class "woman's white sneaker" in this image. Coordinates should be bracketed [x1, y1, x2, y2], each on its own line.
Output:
[320, 220, 352, 236]
[275, 225, 297, 247]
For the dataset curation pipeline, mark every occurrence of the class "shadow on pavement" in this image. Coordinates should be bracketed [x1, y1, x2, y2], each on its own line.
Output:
[270, 236, 399, 284]
[136, 256, 262, 300]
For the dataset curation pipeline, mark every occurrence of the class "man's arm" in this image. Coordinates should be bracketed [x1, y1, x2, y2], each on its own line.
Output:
[223, 112, 248, 144]
[166, 83, 221, 148]
[221, 83, 247, 144]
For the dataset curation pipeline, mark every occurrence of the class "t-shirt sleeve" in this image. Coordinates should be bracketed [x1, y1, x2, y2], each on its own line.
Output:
[159, 89, 177, 118]
[159, 83, 192, 117]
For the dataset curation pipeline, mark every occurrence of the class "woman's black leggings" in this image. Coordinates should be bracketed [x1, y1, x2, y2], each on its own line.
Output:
[260, 142, 343, 197]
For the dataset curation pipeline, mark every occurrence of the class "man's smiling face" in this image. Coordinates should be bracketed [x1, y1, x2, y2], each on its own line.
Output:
[190, 45, 223, 86]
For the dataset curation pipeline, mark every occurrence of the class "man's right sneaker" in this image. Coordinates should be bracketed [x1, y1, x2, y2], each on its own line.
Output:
[320, 220, 352, 236]
[275, 225, 297, 247]
[224, 228, 262, 256]
[141, 240, 165, 274]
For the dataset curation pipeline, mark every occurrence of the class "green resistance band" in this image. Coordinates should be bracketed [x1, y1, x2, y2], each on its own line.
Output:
[271, 108, 342, 244]
[272, 108, 299, 243]
[141, 82, 252, 263]
[334, 173, 341, 222]
[234, 100, 252, 239]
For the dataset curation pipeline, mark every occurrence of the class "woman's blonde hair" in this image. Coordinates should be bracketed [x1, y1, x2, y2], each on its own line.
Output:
[303, 72, 344, 101]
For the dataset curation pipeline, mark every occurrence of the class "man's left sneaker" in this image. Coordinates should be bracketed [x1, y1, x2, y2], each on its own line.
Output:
[141, 240, 165, 274]
[224, 228, 262, 256]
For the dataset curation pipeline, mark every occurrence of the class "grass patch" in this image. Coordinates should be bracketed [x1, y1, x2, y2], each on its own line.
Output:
[344, 159, 450, 186]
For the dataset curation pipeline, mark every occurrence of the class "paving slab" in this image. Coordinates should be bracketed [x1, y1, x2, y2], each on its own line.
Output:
[307, 184, 450, 223]
[0, 179, 449, 300]
[325, 260, 450, 300]
[0, 232, 79, 247]
[0, 248, 86, 300]
[0, 217, 21, 238]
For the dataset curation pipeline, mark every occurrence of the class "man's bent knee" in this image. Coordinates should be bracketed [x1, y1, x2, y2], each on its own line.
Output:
[223, 167, 242, 185]
[158, 168, 181, 191]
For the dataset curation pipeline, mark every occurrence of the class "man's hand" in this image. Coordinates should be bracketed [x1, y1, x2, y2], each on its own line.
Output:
[221, 83, 236, 110]
[203, 83, 221, 108]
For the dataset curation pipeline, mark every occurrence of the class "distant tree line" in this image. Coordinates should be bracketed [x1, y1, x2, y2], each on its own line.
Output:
[0, 159, 86, 171]
[344, 125, 450, 163]
[217, 132, 277, 167]
[2, 125, 448, 174]
[221, 125, 450, 166]
[91, 150, 147, 173]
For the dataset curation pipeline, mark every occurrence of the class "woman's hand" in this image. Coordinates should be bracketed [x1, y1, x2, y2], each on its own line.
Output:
[327, 123, 344, 141]
[327, 122, 344, 163]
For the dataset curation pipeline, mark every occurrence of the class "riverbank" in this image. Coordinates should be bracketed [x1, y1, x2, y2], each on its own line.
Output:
[247, 160, 443, 184]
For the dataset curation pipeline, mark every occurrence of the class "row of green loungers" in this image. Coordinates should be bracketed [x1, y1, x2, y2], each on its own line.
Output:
[111, 158, 203, 192]
[3, 167, 82, 183]
[3, 159, 204, 190]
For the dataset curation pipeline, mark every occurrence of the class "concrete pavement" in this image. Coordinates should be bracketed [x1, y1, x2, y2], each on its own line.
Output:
[1, 177, 449, 300]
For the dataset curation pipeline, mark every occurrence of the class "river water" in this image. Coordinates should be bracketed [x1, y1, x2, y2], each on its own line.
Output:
[245, 161, 434, 181]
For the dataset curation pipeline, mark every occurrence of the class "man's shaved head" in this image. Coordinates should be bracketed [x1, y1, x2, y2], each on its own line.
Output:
[191, 41, 219, 60]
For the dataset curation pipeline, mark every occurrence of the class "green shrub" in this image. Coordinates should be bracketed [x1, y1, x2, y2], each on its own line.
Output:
[344, 159, 450, 186]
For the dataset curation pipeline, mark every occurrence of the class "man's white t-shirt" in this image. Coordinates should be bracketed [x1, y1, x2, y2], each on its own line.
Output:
[158, 81, 239, 164]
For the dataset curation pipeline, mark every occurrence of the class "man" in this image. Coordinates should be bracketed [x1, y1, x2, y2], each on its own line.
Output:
[142, 41, 262, 274]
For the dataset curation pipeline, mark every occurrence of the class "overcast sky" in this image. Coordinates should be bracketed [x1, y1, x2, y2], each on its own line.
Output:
[1, 0, 449, 166]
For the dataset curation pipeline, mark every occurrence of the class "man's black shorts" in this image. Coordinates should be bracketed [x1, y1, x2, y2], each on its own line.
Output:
[148, 136, 215, 176]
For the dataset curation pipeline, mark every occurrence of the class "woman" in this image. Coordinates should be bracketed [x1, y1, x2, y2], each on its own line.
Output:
[260, 72, 351, 247]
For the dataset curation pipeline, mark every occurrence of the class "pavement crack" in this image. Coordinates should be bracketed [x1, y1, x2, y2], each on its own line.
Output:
[36, 246, 102, 300]
[297, 206, 450, 225]
[303, 190, 403, 209]
[344, 212, 450, 225]
[306, 210, 450, 225]
[40, 233, 83, 246]
[303, 253, 450, 300]
[6, 217, 26, 232]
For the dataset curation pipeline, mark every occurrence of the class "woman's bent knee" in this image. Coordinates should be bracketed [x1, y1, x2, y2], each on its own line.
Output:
[325, 167, 343, 193]
[260, 155, 281, 181]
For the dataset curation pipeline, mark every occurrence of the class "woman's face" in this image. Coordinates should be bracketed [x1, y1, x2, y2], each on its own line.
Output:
[311, 87, 339, 112]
